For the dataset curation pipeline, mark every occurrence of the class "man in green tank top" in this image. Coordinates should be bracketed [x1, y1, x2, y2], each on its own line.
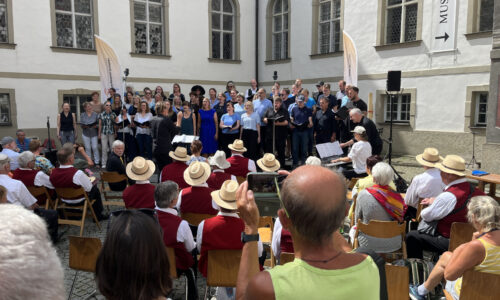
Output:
[236, 165, 380, 300]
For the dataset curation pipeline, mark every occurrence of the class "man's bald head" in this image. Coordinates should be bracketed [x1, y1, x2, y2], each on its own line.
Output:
[281, 166, 347, 246]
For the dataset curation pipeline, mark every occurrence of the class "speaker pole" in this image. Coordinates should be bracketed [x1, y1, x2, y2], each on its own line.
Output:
[388, 93, 393, 165]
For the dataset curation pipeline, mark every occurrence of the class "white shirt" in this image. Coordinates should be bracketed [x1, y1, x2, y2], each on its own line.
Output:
[0, 174, 37, 208]
[213, 169, 237, 181]
[1, 148, 19, 170]
[176, 183, 218, 211]
[348, 141, 372, 174]
[155, 206, 196, 252]
[58, 165, 93, 203]
[231, 153, 257, 173]
[420, 178, 468, 222]
[196, 211, 263, 255]
[271, 217, 283, 257]
[19, 168, 54, 189]
[404, 168, 445, 208]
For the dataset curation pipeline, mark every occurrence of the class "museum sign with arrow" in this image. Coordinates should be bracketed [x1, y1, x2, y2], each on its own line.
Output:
[432, 0, 457, 52]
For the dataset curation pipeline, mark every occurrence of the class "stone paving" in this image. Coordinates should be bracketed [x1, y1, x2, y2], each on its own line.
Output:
[56, 156, 439, 299]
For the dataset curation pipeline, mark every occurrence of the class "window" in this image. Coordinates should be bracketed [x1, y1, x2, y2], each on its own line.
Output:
[318, 0, 341, 54]
[384, 93, 411, 123]
[133, 0, 165, 55]
[478, 0, 494, 32]
[272, 0, 289, 60]
[0, 0, 8, 43]
[0, 93, 11, 125]
[54, 0, 95, 49]
[64, 94, 92, 121]
[474, 92, 488, 126]
[385, 0, 418, 44]
[211, 0, 235, 59]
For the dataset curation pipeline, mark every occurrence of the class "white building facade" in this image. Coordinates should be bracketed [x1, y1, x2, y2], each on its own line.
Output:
[0, 0, 496, 170]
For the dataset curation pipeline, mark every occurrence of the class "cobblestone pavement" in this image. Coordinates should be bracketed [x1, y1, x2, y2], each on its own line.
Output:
[56, 156, 439, 299]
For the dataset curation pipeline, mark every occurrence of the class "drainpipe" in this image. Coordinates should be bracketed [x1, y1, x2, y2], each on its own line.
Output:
[255, 0, 259, 84]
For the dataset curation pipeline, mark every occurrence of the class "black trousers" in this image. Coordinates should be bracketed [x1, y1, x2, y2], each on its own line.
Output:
[260, 126, 269, 154]
[155, 152, 172, 173]
[242, 129, 259, 161]
[178, 267, 198, 300]
[34, 208, 59, 243]
[341, 168, 367, 180]
[406, 231, 450, 259]
[221, 133, 239, 158]
[275, 135, 287, 168]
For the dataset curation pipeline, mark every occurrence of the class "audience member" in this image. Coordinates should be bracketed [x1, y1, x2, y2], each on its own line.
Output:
[409, 196, 500, 300]
[351, 162, 407, 253]
[257, 153, 281, 172]
[123, 156, 156, 209]
[1, 136, 19, 170]
[263, 97, 289, 167]
[155, 181, 198, 300]
[405, 148, 446, 211]
[271, 216, 294, 263]
[0, 185, 6, 203]
[29, 139, 54, 175]
[352, 155, 396, 198]
[342, 108, 382, 155]
[62, 142, 94, 170]
[160, 147, 190, 189]
[406, 155, 485, 259]
[0, 154, 38, 209]
[207, 150, 236, 189]
[0, 204, 65, 300]
[105, 140, 130, 191]
[225, 140, 257, 177]
[187, 140, 207, 165]
[49, 147, 107, 220]
[290, 95, 313, 167]
[236, 166, 380, 299]
[57, 102, 77, 145]
[332, 126, 372, 180]
[95, 210, 172, 300]
[176, 161, 218, 216]
[15, 129, 30, 152]
[80, 102, 100, 166]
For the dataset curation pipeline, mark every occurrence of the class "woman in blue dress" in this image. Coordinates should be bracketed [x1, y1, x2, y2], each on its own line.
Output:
[198, 98, 218, 156]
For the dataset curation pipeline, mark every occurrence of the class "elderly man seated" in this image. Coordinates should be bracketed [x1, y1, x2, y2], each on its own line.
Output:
[160, 146, 190, 189]
[225, 140, 256, 178]
[49, 147, 108, 220]
[406, 155, 485, 259]
[105, 140, 130, 191]
[12, 151, 54, 206]
[207, 150, 236, 189]
[123, 156, 156, 209]
[15, 129, 31, 153]
[155, 181, 198, 300]
[0, 136, 20, 170]
[236, 166, 380, 299]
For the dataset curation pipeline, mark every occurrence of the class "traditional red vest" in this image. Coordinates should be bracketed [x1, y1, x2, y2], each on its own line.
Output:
[280, 229, 294, 254]
[122, 183, 156, 209]
[179, 186, 218, 215]
[156, 210, 194, 270]
[226, 155, 251, 177]
[206, 171, 232, 190]
[49, 167, 83, 199]
[437, 181, 485, 238]
[161, 161, 189, 189]
[12, 169, 48, 205]
[199, 215, 245, 277]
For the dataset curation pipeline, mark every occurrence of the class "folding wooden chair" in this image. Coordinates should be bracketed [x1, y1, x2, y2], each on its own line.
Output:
[444, 270, 500, 300]
[27, 185, 54, 209]
[54, 187, 101, 236]
[204, 249, 242, 300]
[348, 178, 360, 189]
[385, 264, 409, 300]
[448, 222, 474, 252]
[236, 176, 246, 185]
[279, 252, 295, 265]
[354, 220, 407, 260]
[258, 216, 275, 267]
[166, 247, 190, 300]
[68, 236, 102, 299]
[349, 194, 358, 228]
[100, 171, 128, 209]
[181, 212, 216, 226]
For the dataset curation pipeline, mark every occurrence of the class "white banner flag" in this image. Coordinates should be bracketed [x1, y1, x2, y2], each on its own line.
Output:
[431, 0, 457, 52]
[343, 31, 358, 86]
[95, 35, 123, 103]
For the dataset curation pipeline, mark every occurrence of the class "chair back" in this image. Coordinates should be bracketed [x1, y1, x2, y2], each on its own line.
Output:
[448, 222, 474, 252]
[55, 187, 87, 199]
[206, 249, 242, 287]
[27, 185, 53, 209]
[385, 264, 409, 300]
[101, 171, 128, 183]
[415, 198, 424, 222]
[100, 171, 127, 207]
[181, 212, 215, 226]
[258, 216, 274, 243]
[68, 236, 102, 272]
[354, 220, 407, 258]
[460, 269, 500, 299]
[280, 252, 295, 265]
[236, 176, 246, 184]
[349, 194, 358, 228]
[165, 247, 178, 279]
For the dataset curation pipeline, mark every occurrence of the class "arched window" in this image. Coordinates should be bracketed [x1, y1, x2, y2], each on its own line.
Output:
[210, 0, 236, 60]
[271, 0, 289, 60]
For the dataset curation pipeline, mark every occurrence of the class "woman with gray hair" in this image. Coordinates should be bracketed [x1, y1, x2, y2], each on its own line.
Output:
[410, 195, 500, 300]
[350, 162, 407, 253]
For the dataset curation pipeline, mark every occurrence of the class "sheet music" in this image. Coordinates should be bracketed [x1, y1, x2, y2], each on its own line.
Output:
[172, 135, 199, 144]
[316, 141, 344, 158]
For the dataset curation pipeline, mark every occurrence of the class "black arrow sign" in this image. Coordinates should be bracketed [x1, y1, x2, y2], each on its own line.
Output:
[435, 32, 449, 42]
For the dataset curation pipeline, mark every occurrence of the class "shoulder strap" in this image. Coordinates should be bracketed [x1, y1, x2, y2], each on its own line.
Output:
[449, 183, 474, 216]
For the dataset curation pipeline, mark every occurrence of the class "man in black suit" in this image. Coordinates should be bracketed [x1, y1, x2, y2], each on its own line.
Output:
[154, 104, 178, 171]
[105, 140, 129, 191]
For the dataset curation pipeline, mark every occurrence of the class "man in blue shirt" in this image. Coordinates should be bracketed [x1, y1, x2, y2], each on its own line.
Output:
[253, 88, 273, 153]
[290, 95, 313, 168]
[15, 130, 31, 153]
[0, 136, 20, 170]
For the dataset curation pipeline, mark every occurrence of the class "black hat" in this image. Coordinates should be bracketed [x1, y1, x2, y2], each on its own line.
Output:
[191, 85, 206, 95]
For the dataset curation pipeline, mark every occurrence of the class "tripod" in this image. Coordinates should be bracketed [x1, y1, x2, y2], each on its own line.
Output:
[467, 128, 480, 169]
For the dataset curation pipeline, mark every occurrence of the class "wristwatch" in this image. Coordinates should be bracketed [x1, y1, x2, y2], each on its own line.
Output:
[241, 232, 259, 244]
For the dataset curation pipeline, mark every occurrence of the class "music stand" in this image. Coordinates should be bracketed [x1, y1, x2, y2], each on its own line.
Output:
[466, 128, 480, 169]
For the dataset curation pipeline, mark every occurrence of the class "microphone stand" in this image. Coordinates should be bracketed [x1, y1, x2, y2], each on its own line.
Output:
[47, 116, 52, 152]
[121, 68, 129, 159]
